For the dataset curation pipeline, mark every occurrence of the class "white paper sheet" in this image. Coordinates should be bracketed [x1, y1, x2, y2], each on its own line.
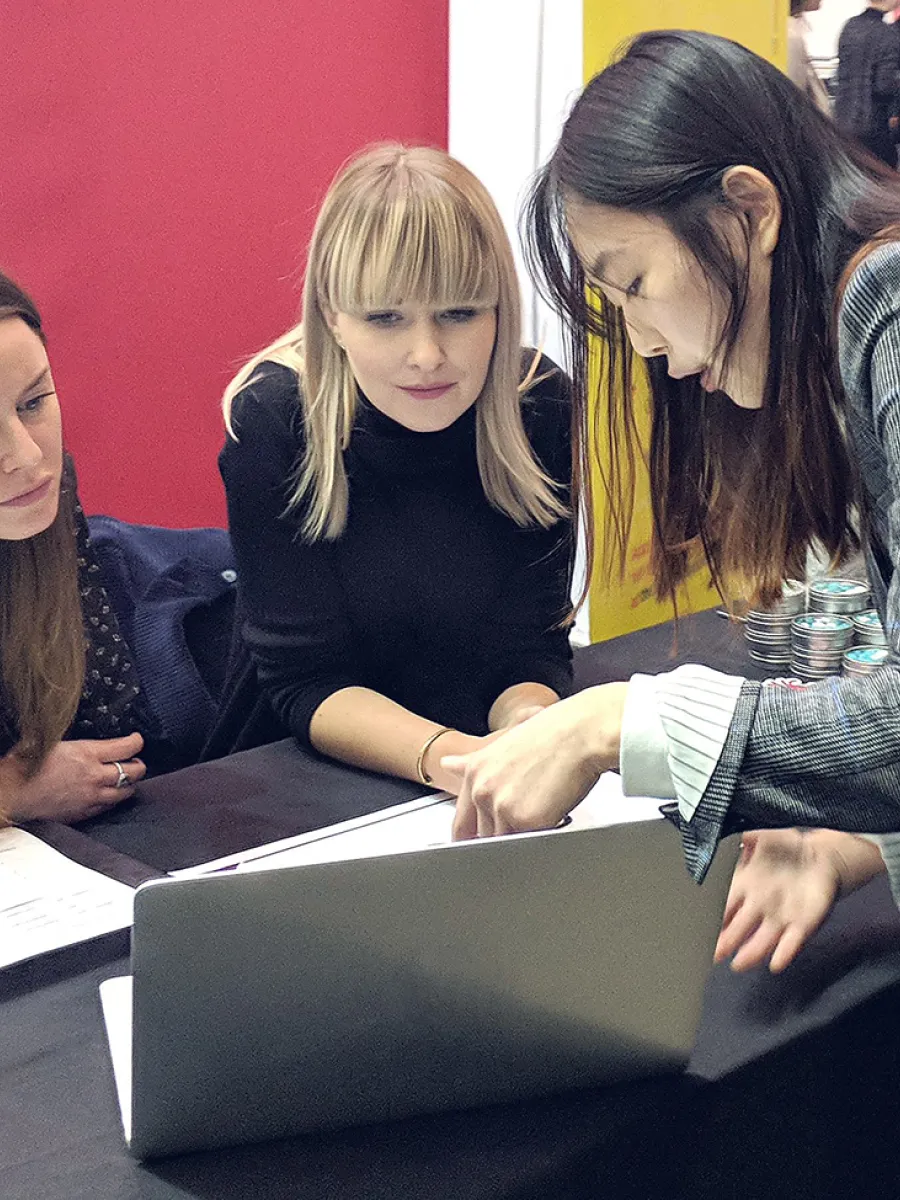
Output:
[0, 828, 134, 968]
[99, 975, 134, 1142]
[173, 772, 663, 878]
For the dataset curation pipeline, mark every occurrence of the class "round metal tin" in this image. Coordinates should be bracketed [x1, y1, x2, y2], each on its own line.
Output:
[808, 579, 871, 615]
[791, 614, 854, 651]
[842, 646, 890, 676]
[851, 610, 888, 647]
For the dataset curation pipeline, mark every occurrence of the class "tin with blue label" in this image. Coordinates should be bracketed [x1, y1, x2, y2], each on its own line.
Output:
[842, 646, 890, 678]
[808, 579, 871, 615]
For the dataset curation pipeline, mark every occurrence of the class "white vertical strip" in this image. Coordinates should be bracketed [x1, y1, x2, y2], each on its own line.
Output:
[448, 0, 544, 331]
[448, 0, 582, 357]
[449, 0, 589, 645]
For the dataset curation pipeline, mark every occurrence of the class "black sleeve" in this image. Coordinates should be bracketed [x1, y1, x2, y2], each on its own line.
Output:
[476, 356, 574, 709]
[220, 367, 365, 747]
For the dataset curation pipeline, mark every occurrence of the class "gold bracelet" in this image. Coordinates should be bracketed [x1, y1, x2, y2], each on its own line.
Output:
[416, 726, 454, 786]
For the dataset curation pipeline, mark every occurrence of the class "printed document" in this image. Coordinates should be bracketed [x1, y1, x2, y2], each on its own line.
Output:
[0, 827, 134, 968]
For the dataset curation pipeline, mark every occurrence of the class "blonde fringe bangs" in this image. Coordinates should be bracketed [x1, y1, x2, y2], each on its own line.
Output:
[319, 175, 501, 316]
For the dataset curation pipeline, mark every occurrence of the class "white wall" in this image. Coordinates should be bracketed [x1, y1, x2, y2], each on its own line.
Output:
[449, 0, 591, 643]
[448, 0, 582, 362]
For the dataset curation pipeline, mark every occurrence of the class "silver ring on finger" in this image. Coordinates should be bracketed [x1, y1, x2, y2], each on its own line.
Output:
[112, 760, 130, 789]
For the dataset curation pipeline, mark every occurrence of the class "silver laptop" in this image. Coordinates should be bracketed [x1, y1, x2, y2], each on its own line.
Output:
[100, 814, 738, 1160]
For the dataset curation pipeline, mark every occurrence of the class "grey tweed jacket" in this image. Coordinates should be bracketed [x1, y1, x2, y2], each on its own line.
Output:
[682, 243, 900, 882]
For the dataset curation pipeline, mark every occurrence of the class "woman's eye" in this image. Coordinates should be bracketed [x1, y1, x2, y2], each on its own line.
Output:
[440, 308, 478, 323]
[625, 277, 643, 299]
[364, 311, 402, 327]
[18, 391, 54, 416]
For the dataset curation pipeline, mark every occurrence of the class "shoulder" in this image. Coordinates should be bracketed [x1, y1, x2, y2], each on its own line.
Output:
[840, 241, 900, 345]
[839, 241, 900, 408]
[839, 14, 862, 42]
[226, 362, 304, 446]
[220, 362, 307, 491]
[222, 362, 306, 467]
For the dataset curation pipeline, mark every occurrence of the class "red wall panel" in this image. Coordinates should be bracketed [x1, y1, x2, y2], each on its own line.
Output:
[0, 2, 448, 525]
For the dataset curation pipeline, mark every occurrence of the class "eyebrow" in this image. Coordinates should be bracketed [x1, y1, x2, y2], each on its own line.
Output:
[17, 366, 52, 400]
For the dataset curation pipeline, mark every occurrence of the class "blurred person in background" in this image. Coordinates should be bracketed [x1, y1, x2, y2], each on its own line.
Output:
[788, 0, 831, 115]
[834, 0, 900, 166]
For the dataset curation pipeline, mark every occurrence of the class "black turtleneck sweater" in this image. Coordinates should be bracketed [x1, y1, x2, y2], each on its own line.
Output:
[208, 359, 573, 753]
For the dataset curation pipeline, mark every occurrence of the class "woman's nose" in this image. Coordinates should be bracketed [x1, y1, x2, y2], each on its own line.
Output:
[406, 323, 446, 372]
[623, 316, 666, 360]
[0, 418, 43, 473]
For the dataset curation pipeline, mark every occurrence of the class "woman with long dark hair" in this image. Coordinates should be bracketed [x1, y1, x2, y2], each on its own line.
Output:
[445, 30, 900, 970]
[0, 272, 147, 823]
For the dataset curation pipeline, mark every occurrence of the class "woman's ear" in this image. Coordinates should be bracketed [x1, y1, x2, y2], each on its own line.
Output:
[721, 166, 782, 258]
[322, 305, 344, 349]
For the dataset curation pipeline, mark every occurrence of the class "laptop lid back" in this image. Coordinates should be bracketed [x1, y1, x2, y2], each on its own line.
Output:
[127, 820, 737, 1158]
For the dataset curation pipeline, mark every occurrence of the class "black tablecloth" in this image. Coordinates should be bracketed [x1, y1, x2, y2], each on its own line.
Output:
[4, 610, 900, 1199]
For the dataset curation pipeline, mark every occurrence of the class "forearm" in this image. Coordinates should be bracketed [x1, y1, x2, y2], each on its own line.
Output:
[720, 673, 900, 833]
[487, 683, 559, 732]
[308, 686, 481, 793]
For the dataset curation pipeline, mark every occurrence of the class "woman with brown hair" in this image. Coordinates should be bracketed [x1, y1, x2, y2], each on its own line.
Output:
[0, 272, 147, 823]
[206, 143, 574, 792]
[445, 30, 900, 970]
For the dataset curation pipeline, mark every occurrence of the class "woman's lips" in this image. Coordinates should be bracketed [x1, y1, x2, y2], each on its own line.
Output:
[399, 384, 455, 400]
[0, 477, 52, 507]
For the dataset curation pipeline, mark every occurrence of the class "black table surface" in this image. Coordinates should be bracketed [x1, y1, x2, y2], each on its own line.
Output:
[4, 609, 900, 1200]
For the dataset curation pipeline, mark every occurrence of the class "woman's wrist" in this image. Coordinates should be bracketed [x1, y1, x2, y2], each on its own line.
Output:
[420, 729, 482, 793]
[574, 684, 628, 773]
[416, 727, 455, 786]
[814, 830, 887, 896]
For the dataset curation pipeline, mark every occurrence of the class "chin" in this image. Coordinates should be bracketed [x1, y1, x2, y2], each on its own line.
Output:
[0, 493, 60, 542]
[721, 372, 764, 411]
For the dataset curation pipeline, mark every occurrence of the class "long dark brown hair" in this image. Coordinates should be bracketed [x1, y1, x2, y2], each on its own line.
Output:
[525, 30, 900, 608]
[0, 273, 84, 771]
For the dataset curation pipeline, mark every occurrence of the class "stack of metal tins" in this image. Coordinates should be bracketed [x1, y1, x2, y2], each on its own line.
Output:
[791, 613, 854, 679]
[744, 580, 806, 670]
[787, 579, 869, 680]
[843, 608, 890, 677]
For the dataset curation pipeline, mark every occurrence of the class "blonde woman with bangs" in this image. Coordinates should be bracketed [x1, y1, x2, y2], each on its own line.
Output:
[203, 144, 575, 792]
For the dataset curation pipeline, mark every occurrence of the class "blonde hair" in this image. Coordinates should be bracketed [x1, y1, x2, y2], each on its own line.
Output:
[223, 143, 567, 539]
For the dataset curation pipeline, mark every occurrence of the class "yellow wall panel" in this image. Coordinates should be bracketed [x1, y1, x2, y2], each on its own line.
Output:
[585, 3, 787, 77]
[583, 1, 787, 641]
